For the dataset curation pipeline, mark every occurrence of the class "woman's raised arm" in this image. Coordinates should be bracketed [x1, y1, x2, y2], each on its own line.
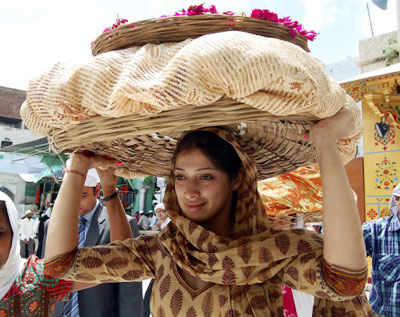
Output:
[310, 107, 367, 271]
[44, 153, 114, 260]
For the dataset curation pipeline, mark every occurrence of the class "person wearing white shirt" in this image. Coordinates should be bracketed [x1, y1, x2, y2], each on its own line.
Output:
[137, 211, 150, 230]
[19, 209, 39, 258]
[147, 210, 158, 228]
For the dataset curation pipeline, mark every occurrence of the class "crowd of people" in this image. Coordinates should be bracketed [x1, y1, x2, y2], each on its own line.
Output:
[14, 188, 170, 261]
[0, 165, 174, 316]
[135, 203, 171, 231]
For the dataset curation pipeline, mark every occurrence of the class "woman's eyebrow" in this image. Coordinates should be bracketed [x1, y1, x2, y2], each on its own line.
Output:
[174, 167, 215, 171]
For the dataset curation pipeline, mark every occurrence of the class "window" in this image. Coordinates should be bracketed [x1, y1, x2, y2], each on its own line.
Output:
[1, 139, 12, 148]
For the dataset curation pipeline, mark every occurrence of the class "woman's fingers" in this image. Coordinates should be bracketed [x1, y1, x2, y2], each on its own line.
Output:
[74, 151, 117, 170]
[309, 107, 355, 147]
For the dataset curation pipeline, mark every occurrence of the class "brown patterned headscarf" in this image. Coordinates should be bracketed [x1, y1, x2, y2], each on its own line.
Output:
[158, 128, 324, 285]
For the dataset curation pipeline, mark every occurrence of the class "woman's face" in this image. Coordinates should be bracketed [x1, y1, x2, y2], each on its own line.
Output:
[174, 149, 240, 229]
[0, 205, 12, 268]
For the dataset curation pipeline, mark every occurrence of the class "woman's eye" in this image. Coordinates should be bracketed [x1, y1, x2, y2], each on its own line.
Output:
[175, 174, 185, 181]
[200, 175, 213, 180]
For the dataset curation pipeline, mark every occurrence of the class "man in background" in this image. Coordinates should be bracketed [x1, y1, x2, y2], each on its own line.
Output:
[137, 210, 150, 230]
[363, 183, 400, 316]
[20, 209, 38, 258]
[151, 203, 170, 231]
[42, 166, 143, 317]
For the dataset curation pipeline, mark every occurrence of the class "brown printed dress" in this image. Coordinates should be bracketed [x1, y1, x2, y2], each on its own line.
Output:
[45, 128, 372, 316]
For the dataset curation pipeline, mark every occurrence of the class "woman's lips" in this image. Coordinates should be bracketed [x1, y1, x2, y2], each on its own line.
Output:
[185, 202, 205, 212]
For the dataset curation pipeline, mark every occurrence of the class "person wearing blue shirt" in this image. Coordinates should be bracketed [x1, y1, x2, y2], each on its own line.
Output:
[42, 165, 144, 317]
[363, 183, 400, 316]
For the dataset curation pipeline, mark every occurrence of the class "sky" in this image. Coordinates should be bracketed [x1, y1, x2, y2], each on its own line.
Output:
[0, 0, 399, 90]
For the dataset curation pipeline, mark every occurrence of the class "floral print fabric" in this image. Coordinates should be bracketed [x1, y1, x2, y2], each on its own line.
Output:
[0, 255, 72, 317]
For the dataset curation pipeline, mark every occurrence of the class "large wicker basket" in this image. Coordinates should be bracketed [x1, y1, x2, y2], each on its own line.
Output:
[21, 15, 360, 180]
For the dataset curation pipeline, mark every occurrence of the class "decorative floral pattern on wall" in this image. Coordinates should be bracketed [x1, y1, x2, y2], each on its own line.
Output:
[341, 74, 400, 102]
[366, 208, 378, 221]
[374, 123, 395, 150]
[341, 70, 400, 224]
[375, 157, 398, 191]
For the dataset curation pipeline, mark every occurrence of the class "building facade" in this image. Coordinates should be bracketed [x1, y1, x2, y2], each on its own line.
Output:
[341, 28, 400, 223]
[0, 86, 43, 215]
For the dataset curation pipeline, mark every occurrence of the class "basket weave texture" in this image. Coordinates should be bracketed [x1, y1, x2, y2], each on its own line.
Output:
[91, 15, 309, 56]
[21, 31, 361, 179]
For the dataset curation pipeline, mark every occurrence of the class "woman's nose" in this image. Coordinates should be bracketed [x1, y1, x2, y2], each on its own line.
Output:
[184, 179, 200, 199]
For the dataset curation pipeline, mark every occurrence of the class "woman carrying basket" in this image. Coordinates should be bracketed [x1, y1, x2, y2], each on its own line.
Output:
[20, 6, 372, 316]
[43, 107, 371, 316]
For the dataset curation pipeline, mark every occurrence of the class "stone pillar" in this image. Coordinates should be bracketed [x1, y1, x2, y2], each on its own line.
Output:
[138, 186, 146, 212]
[158, 178, 167, 201]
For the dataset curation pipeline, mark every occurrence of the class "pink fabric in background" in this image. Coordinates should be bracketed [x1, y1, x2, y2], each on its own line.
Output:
[282, 285, 298, 317]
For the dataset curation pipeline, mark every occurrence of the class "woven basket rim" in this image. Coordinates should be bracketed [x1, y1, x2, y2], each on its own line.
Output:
[47, 116, 317, 180]
[92, 14, 309, 56]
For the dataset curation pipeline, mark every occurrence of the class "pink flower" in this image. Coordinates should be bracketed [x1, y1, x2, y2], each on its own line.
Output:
[209, 5, 218, 14]
[187, 4, 207, 15]
[306, 30, 318, 41]
[97, 5, 318, 42]
[250, 9, 263, 19]
[251, 9, 278, 22]
[173, 8, 187, 16]
[289, 28, 298, 38]
[262, 10, 278, 22]
[286, 20, 299, 28]
[299, 29, 308, 36]
[223, 11, 235, 16]
[279, 16, 292, 24]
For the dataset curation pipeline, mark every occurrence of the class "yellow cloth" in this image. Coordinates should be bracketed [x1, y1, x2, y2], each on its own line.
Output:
[258, 164, 322, 217]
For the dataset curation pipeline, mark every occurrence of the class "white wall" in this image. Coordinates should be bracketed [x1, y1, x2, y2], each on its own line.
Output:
[0, 124, 40, 146]
[359, 30, 399, 72]
[0, 172, 26, 216]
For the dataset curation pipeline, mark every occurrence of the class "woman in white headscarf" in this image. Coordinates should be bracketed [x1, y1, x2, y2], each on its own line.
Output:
[0, 191, 73, 316]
